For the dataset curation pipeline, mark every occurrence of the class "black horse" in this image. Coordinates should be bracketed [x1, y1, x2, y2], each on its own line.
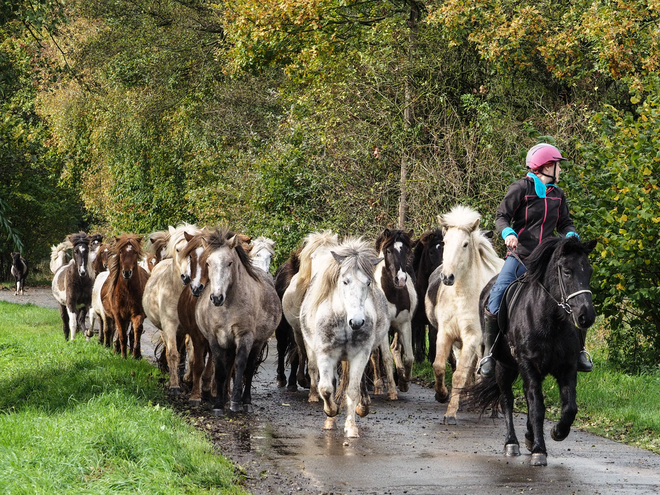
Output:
[10, 252, 29, 296]
[470, 236, 597, 466]
[410, 229, 444, 362]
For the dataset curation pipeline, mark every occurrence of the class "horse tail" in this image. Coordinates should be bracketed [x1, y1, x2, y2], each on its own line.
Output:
[465, 375, 501, 416]
[50, 241, 72, 274]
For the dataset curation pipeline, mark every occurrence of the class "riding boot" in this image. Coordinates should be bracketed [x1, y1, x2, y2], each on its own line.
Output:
[477, 310, 499, 377]
[577, 347, 593, 372]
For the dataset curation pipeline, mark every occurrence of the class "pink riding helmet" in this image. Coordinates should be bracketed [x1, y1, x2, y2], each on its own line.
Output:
[526, 143, 567, 170]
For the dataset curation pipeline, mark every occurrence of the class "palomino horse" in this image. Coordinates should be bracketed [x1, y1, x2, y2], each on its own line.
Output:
[52, 233, 94, 341]
[177, 231, 214, 405]
[282, 231, 339, 398]
[411, 229, 444, 362]
[195, 228, 281, 414]
[10, 252, 28, 296]
[49, 240, 71, 274]
[300, 237, 390, 438]
[425, 206, 504, 424]
[143, 223, 202, 395]
[471, 237, 597, 466]
[374, 229, 416, 393]
[101, 234, 150, 358]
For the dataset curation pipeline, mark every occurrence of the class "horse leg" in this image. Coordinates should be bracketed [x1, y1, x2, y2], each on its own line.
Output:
[432, 327, 452, 403]
[370, 347, 384, 395]
[187, 333, 206, 405]
[59, 305, 70, 341]
[66, 306, 78, 341]
[114, 316, 129, 358]
[288, 347, 300, 391]
[428, 324, 438, 363]
[201, 344, 215, 400]
[397, 319, 415, 392]
[230, 337, 253, 412]
[306, 347, 321, 402]
[444, 334, 479, 424]
[498, 366, 521, 456]
[379, 334, 398, 401]
[356, 372, 371, 418]
[550, 372, 578, 442]
[211, 345, 230, 414]
[131, 315, 144, 359]
[275, 322, 289, 388]
[411, 308, 427, 363]
[343, 351, 370, 438]
[162, 324, 182, 395]
[390, 330, 404, 386]
[240, 344, 263, 413]
[521, 371, 548, 466]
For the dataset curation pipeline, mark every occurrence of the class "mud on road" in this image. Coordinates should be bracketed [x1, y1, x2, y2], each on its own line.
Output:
[3, 287, 660, 494]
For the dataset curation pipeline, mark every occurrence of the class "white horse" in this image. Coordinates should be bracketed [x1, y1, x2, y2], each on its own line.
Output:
[142, 223, 202, 395]
[425, 205, 504, 424]
[195, 228, 281, 413]
[300, 237, 390, 438]
[281, 230, 339, 396]
[249, 236, 276, 273]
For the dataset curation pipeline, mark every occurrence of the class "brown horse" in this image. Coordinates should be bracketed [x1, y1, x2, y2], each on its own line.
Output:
[177, 231, 215, 405]
[102, 234, 150, 358]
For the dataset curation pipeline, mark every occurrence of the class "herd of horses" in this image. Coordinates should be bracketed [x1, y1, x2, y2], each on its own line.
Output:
[44, 205, 597, 466]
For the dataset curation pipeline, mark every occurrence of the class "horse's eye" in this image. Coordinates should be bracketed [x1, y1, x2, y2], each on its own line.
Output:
[366, 280, 371, 286]
[463, 242, 469, 248]
[228, 261, 233, 267]
[343, 280, 349, 285]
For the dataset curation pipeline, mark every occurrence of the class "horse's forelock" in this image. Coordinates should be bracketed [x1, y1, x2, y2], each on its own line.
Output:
[180, 233, 206, 259]
[115, 234, 144, 259]
[377, 229, 413, 253]
[166, 223, 200, 259]
[147, 230, 171, 256]
[440, 205, 481, 231]
[68, 232, 89, 247]
[202, 228, 260, 282]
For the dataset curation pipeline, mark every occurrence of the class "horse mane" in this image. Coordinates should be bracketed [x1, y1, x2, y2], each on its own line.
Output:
[305, 237, 379, 313]
[523, 237, 590, 285]
[201, 227, 260, 282]
[251, 236, 276, 257]
[166, 223, 200, 259]
[475, 230, 504, 274]
[107, 234, 144, 285]
[146, 230, 171, 259]
[297, 230, 339, 294]
[50, 241, 72, 266]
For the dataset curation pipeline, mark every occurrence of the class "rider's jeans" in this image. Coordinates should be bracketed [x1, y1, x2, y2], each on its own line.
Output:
[488, 255, 527, 315]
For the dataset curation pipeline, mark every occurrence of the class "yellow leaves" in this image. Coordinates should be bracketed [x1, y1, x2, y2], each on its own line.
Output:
[616, 282, 625, 291]
[620, 214, 628, 222]
[601, 250, 608, 258]
[643, 167, 652, 176]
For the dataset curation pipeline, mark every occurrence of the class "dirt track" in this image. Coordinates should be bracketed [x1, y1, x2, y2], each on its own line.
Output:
[3, 286, 660, 494]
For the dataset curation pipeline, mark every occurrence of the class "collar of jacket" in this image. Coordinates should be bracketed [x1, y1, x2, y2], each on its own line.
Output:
[527, 172, 556, 199]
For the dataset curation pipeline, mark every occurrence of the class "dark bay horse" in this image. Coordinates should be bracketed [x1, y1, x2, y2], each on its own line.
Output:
[10, 252, 28, 296]
[411, 229, 444, 362]
[471, 236, 597, 466]
[52, 233, 93, 340]
[102, 234, 150, 358]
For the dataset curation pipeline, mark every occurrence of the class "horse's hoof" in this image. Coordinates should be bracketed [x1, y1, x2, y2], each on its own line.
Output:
[286, 384, 298, 392]
[276, 379, 286, 388]
[324, 404, 339, 417]
[243, 404, 254, 413]
[505, 444, 520, 456]
[435, 391, 449, 403]
[530, 453, 548, 466]
[373, 386, 384, 396]
[356, 404, 369, 417]
[230, 401, 242, 413]
[551, 425, 568, 442]
[168, 387, 181, 396]
[443, 415, 457, 425]
[323, 417, 337, 430]
[398, 380, 410, 393]
[212, 408, 224, 417]
[344, 426, 359, 438]
[308, 394, 320, 403]
[386, 392, 399, 401]
[189, 398, 201, 406]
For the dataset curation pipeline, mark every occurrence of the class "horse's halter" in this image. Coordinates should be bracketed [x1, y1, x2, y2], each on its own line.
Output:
[538, 265, 592, 328]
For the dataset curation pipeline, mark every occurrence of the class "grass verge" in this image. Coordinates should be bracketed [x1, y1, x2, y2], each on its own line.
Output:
[413, 324, 660, 455]
[0, 301, 247, 494]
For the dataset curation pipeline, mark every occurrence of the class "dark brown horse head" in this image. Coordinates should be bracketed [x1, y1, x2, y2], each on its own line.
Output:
[92, 243, 111, 275]
[112, 234, 144, 280]
[68, 232, 91, 277]
[375, 229, 414, 289]
[181, 231, 209, 297]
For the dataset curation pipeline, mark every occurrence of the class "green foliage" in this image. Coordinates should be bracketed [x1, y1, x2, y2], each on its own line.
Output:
[567, 76, 660, 373]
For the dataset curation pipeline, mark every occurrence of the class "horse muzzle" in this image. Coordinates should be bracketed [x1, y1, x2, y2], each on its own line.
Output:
[181, 274, 191, 285]
[122, 270, 133, 279]
[349, 317, 365, 330]
[441, 273, 455, 286]
[191, 284, 204, 297]
[211, 294, 225, 307]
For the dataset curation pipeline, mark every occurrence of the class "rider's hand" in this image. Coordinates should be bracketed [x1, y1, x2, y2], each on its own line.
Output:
[505, 234, 518, 251]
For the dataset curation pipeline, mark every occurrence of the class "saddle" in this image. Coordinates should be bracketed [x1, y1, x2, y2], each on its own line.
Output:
[497, 273, 528, 332]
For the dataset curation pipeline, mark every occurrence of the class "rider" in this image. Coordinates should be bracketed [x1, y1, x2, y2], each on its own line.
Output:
[477, 143, 593, 377]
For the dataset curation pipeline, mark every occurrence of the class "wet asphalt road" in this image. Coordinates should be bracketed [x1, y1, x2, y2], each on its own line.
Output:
[4, 287, 660, 494]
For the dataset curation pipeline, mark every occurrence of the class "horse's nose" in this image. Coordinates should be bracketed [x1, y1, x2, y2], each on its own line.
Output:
[577, 309, 596, 329]
[211, 294, 225, 307]
[181, 273, 191, 285]
[349, 318, 364, 330]
[192, 284, 204, 297]
[122, 269, 132, 279]
[395, 273, 407, 288]
[442, 273, 455, 286]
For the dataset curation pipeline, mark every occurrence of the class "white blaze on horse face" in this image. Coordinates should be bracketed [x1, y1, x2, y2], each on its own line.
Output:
[394, 241, 403, 252]
[76, 245, 88, 277]
[338, 267, 371, 330]
[190, 246, 205, 291]
[207, 247, 234, 306]
[440, 228, 471, 285]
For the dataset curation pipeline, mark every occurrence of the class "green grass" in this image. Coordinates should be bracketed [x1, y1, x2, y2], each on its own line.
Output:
[0, 301, 247, 494]
[413, 324, 660, 455]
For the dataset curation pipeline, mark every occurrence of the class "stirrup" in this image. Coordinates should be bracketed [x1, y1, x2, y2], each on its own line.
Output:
[577, 349, 593, 373]
[478, 355, 496, 377]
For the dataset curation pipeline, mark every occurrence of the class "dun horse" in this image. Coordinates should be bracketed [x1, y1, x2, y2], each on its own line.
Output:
[471, 236, 597, 466]
[52, 233, 94, 341]
[425, 206, 504, 424]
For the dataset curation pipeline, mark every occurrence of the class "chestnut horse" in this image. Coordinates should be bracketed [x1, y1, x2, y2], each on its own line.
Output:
[102, 234, 150, 358]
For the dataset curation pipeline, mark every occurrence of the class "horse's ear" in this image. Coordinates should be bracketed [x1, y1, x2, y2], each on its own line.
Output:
[584, 239, 598, 254]
[469, 218, 481, 232]
[168, 225, 176, 234]
[407, 229, 414, 239]
[483, 230, 494, 239]
[227, 235, 239, 248]
[331, 251, 346, 264]
[372, 256, 384, 266]
[184, 231, 194, 242]
[114, 236, 121, 243]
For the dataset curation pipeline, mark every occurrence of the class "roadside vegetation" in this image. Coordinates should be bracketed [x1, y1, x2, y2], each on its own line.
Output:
[0, 301, 247, 494]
